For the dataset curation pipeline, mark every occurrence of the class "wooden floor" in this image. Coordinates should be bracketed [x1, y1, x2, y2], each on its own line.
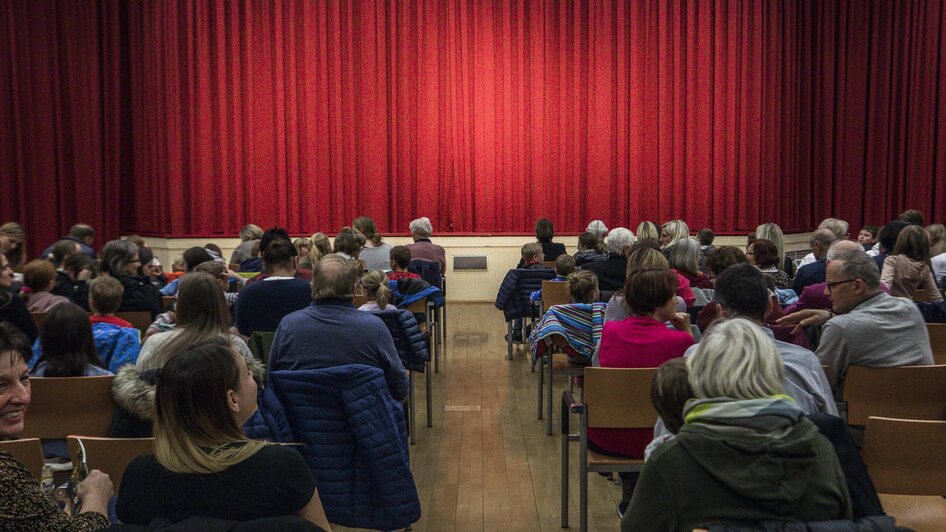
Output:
[336, 302, 622, 532]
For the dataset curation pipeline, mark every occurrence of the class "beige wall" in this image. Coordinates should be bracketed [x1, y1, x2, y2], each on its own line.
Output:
[141, 233, 813, 302]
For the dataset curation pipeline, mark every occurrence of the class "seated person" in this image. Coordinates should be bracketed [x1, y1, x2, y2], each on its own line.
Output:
[20, 259, 70, 313]
[792, 229, 835, 294]
[667, 238, 713, 289]
[518, 242, 547, 270]
[858, 225, 878, 252]
[244, 228, 313, 285]
[622, 318, 852, 531]
[51, 251, 95, 310]
[138, 246, 168, 291]
[697, 246, 781, 331]
[593, 269, 695, 514]
[116, 338, 331, 531]
[605, 245, 688, 323]
[88, 276, 141, 372]
[238, 241, 263, 272]
[696, 228, 715, 272]
[567, 270, 599, 304]
[99, 239, 163, 318]
[405, 217, 446, 275]
[269, 254, 409, 402]
[235, 240, 312, 337]
[530, 254, 576, 302]
[880, 225, 943, 301]
[643, 358, 693, 461]
[580, 227, 635, 292]
[30, 302, 112, 377]
[748, 238, 791, 289]
[519, 218, 566, 266]
[0, 252, 37, 342]
[358, 270, 397, 312]
[387, 246, 421, 281]
[230, 224, 263, 265]
[0, 323, 114, 531]
[160, 246, 214, 296]
[573, 232, 608, 267]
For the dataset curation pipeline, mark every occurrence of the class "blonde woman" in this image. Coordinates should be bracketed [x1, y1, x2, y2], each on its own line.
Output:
[358, 270, 396, 312]
[926, 224, 946, 285]
[755, 222, 792, 276]
[230, 224, 263, 266]
[0, 221, 26, 267]
[659, 220, 689, 249]
[116, 338, 331, 530]
[636, 221, 659, 243]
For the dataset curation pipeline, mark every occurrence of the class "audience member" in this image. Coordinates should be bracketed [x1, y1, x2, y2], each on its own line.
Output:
[606, 243, 694, 322]
[20, 260, 69, 313]
[797, 218, 849, 268]
[567, 270, 599, 304]
[230, 224, 263, 265]
[857, 225, 879, 252]
[622, 318, 851, 531]
[667, 238, 712, 289]
[755, 222, 793, 276]
[292, 238, 311, 260]
[30, 303, 111, 377]
[406, 217, 446, 275]
[0, 323, 114, 530]
[358, 270, 397, 312]
[533, 218, 566, 261]
[872, 220, 908, 271]
[928, 223, 946, 285]
[203, 243, 226, 264]
[531, 254, 576, 302]
[234, 240, 311, 337]
[99, 239, 163, 318]
[387, 246, 421, 281]
[748, 238, 791, 289]
[519, 242, 546, 270]
[580, 227, 635, 292]
[193, 260, 242, 313]
[792, 229, 835, 294]
[124, 235, 149, 250]
[268, 254, 409, 401]
[635, 221, 659, 243]
[138, 246, 168, 291]
[311, 232, 333, 258]
[696, 246, 784, 331]
[898, 208, 924, 226]
[586, 220, 609, 241]
[39, 223, 96, 260]
[87, 276, 141, 372]
[51, 249, 94, 309]
[48, 239, 81, 268]
[333, 227, 365, 261]
[353, 216, 392, 271]
[116, 338, 331, 530]
[160, 246, 215, 296]
[574, 232, 607, 267]
[783, 240, 863, 315]
[0, 222, 26, 267]
[696, 228, 715, 272]
[0, 253, 37, 342]
[593, 268, 694, 515]
[779, 248, 933, 392]
[298, 240, 323, 272]
[643, 358, 694, 460]
[745, 231, 757, 250]
[658, 219, 689, 250]
[880, 225, 942, 301]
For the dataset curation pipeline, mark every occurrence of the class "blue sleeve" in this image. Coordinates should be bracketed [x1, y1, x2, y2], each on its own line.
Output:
[110, 329, 142, 372]
[159, 278, 179, 296]
[530, 288, 542, 302]
[377, 325, 410, 402]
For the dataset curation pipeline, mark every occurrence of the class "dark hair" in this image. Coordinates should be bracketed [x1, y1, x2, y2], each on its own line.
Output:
[555, 254, 576, 276]
[746, 232, 757, 244]
[259, 228, 292, 261]
[262, 239, 298, 267]
[697, 228, 715, 246]
[37, 303, 105, 377]
[333, 227, 365, 257]
[898, 209, 925, 226]
[861, 225, 879, 238]
[99, 240, 138, 278]
[713, 264, 770, 322]
[390, 245, 412, 269]
[893, 225, 931, 264]
[705, 246, 748, 276]
[878, 221, 909, 253]
[204, 243, 223, 257]
[138, 246, 155, 267]
[125, 235, 147, 249]
[183, 247, 213, 272]
[650, 358, 694, 434]
[63, 252, 94, 278]
[68, 223, 95, 241]
[535, 218, 555, 241]
[0, 321, 32, 365]
[749, 239, 780, 269]
[578, 232, 605, 253]
[624, 269, 677, 316]
[51, 240, 79, 266]
[353, 216, 383, 247]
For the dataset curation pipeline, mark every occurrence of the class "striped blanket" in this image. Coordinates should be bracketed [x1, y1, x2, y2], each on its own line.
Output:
[529, 302, 607, 364]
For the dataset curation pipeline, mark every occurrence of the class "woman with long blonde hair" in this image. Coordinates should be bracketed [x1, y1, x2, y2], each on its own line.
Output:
[116, 338, 331, 529]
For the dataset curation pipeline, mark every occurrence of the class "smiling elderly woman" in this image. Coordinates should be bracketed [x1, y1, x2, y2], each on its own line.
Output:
[0, 322, 115, 530]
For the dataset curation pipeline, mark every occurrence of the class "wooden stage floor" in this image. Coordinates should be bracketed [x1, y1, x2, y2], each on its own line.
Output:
[335, 302, 621, 532]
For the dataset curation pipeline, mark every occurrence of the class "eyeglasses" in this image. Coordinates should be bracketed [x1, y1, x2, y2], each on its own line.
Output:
[825, 278, 858, 292]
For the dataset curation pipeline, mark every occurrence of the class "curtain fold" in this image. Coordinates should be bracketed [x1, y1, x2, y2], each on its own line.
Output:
[2, 0, 945, 258]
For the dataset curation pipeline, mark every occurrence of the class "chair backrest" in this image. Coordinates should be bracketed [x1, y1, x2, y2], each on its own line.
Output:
[67, 436, 154, 493]
[841, 364, 946, 425]
[863, 417, 946, 496]
[927, 324, 946, 365]
[407, 259, 442, 289]
[541, 280, 571, 310]
[542, 261, 557, 270]
[404, 296, 427, 314]
[912, 289, 931, 302]
[0, 438, 44, 479]
[20, 376, 117, 439]
[249, 331, 276, 364]
[114, 311, 153, 335]
[161, 296, 175, 309]
[228, 263, 241, 272]
[583, 367, 659, 429]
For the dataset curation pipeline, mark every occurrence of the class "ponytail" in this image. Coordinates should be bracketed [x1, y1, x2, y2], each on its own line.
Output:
[361, 270, 391, 309]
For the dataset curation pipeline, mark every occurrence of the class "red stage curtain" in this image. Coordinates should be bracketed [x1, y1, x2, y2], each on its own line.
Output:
[2, 1, 945, 258]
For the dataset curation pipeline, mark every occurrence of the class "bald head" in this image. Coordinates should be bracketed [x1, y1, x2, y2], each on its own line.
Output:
[826, 239, 861, 260]
[312, 253, 360, 300]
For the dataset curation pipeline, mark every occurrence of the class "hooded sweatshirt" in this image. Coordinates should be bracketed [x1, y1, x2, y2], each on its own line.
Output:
[622, 396, 851, 532]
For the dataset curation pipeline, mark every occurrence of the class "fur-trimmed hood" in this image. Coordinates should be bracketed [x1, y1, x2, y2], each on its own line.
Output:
[111, 354, 267, 421]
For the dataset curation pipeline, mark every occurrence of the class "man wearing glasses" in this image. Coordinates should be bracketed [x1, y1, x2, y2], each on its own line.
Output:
[780, 247, 933, 394]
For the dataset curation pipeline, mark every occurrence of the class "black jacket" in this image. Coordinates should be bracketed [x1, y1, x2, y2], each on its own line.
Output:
[117, 275, 163, 319]
[579, 253, 628, 292]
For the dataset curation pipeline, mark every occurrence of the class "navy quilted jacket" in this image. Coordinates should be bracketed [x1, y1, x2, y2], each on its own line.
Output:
[269, 366, 421, 531]
[371, 310, 429, 373]
[494, 268, 557, 321]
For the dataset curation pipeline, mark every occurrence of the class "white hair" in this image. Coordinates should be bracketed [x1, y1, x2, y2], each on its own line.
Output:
[605, 227, 636, 254]
[818, 218, 849, 239]
[585, 220, 608, 239]
[409, 217, 433, 238]
[687, 318, 785, 400]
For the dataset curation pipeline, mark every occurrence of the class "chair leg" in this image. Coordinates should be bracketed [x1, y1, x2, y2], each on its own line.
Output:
[579, 434, 589, 532]
[433, 321, 440, 373]
[537, 355, 544, 420]
[441, 302, 447, 343]
[426, 361, 433, 428]
[507, 321, 513, 360]
[561, 400, 570, 529]
[547, 352, 554, 435]
[409, 372, 416, 445]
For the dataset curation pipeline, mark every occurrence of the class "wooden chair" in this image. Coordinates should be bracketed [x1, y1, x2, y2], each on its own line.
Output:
[538, 334, 586, 435]
[114, 311, 153, 336]
[248, 331, 276, 365]
[561, 367, 658, 532]
[405, 297, 439, 374]
[927, 324, 946, 365]
[539, 280, 570, 313]
[841, 365, 946, 425]
[862, 417, 946, 531]
[20, 376, 117, 439]
[542, 261, 557, 270]
[68, 436, 154, 494]
[0, 438, 44, 479]
[160, 296, 175, 309]
[228, 263, 241, 272]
